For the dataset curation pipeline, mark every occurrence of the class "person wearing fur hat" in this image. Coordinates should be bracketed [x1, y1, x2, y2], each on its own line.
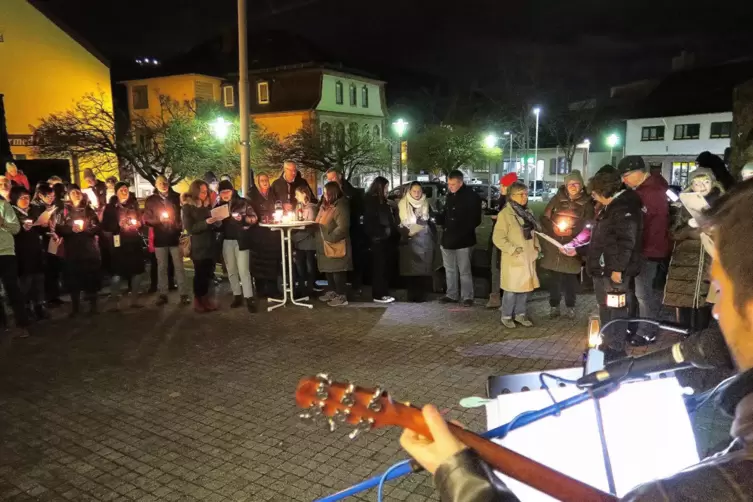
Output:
[55, 184, 102, 317]
[101, 182, 146, 310]
[540, 170, 594, 319]
[663, 168, 724, 332]
[216, 180, 258, 312]
[485, 172, 517, 309]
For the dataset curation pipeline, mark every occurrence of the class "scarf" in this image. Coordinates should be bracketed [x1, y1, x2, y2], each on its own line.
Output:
[509, 200, 541, 240]
[398, 194, 429, 225]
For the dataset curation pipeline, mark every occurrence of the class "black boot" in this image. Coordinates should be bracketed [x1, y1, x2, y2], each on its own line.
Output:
[246, 297, 257, 313]
[230, 295, 243, 308]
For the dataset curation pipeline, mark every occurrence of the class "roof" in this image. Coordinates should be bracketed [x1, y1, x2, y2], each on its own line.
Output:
[117, 73, 224, 85]
[28, 0, 109, 67]
[244, 62, 385, 85]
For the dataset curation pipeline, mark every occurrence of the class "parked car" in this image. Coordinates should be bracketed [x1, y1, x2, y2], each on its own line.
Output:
[469, 184, 502, 210]
[387, 181, 448, 211]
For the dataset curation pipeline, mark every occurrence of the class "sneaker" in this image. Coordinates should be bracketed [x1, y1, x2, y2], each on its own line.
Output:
[312, 285, 324, 293]
[319, 291, 337, 302]
[514, 315, 533, 327]
[549, 307, 561, 319]
[485, 294, 501, 309]
[439, 296, 457, 304]
[373, 296, 395, 304]
[462, 299, 475, 307]
[501, 317, 516, 329]
[328, 295, 349, 307]
[564, 307, 576, 320]
[156, 295, 168, 307]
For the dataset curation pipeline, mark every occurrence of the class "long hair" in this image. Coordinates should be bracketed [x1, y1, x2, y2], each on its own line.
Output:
[322, 181, 343, 209]
[295, 185, 312, 204]
[188, 180, 211, 207]
[367, 176, 389, 203]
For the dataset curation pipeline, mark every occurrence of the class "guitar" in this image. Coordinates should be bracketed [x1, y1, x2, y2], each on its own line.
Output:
[296, 374, 618, 502]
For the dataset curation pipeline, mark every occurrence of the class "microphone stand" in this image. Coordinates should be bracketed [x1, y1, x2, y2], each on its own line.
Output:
[316, 382, 620, 502]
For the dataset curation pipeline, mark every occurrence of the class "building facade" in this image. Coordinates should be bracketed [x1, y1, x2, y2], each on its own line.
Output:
[0, 0, 113, 184]
[625, 112, 732, 186]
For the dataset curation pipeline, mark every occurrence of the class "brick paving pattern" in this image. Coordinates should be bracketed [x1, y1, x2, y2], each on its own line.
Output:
[0, 292, 731, 501]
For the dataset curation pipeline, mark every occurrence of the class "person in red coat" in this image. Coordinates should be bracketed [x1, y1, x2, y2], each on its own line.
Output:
[5, 161, 30, 190]
[619, 156, 670, 345]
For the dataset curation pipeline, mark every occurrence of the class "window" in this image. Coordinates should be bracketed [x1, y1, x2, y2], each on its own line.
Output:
[641, 126, 664, 141]
[373, 125, 380, 139]
[335, 122, 345, 145]
[195, 81, 214, 102]
[672, 162, 693, 187]
[362, 86, 369, 107]
[223, 86, 235, 107]
[674, 123, 700, 140]
[348, 123, 359, 144]
[335, 81, 343, 105]
[710, 121, 732, 139]
[362, 124, 370, 139]
[349, 84, 357, 106]
[257, 82, 269, 104]
[548, 157, 570, 175]
[320, 123, 332, 152]
[132, 85, 149, 110]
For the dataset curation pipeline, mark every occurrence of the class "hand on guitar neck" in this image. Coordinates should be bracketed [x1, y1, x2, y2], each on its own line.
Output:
[398, 404, 467, 475]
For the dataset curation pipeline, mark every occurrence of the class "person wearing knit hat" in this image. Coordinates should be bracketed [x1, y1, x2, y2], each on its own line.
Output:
[539, 168, 594, 319]
[696, 151, 735, 190]
[500, 172, 518, 195]
[485, 172, 518, 308]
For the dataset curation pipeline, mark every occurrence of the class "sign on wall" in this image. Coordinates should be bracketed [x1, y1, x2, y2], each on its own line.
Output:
[8, 135, 34, 147]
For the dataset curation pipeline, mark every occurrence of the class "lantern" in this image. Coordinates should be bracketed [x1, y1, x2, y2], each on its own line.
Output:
[273, 209, 283, 223]
[553, 218, 572, 236]
[606, 290, 626, 308]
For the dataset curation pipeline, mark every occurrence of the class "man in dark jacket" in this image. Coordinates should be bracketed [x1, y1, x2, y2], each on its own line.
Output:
[143, 176, 190, 306]
[401, 179, 753, 502]
[436, 170, 482, 306]
[619, 156, 670, 346]
[587, 169, 643, 360]
[271, 161, 313, 210]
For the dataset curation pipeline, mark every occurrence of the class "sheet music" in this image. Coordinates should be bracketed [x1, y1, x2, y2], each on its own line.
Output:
[679, 192, 709, 221]
[533, 231, 564, 249]
[34, 207, 56, 227]
[211, 204, 230, 220]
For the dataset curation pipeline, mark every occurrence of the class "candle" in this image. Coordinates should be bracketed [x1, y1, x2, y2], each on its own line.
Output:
[161, 211, 169, 220]
[557, 221, 569, 232]
[24, 219, 32, 225]
[282, 211, 294, 223]
[274, 209, 283, 223]
[130, 218, 138, 225]
[74, 219, 84, 230]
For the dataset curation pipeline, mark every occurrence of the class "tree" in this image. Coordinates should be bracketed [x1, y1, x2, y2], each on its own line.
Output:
[33, 92, 269, 185]
[272, 123, 391, 181]
[408, 125, 483, 178]
[545, 100, 600, 170]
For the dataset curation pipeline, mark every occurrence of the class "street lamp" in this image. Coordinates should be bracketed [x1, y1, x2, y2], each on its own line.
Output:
[392, 119, 408, 186]
[606, 133, 619, 162]
[211, 117, 230, 140]
[503, 131, 513, 175]
[484, 133, 498, 150]
[532, 107, 541, 193]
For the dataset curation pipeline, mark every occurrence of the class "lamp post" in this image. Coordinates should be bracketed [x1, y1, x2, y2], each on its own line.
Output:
[484, 133, 498, 208]
[503, 131, 513, 174]
[392, 119, 408, 186]
[532, 107, 541, 194]
[607, 133, 619, 164]
[237, 0, 250, 196]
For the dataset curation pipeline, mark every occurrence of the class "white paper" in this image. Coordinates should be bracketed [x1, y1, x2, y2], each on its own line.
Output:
[47, 238, 60, 255]
[211, 204, 230, 220]
[533, 231, 564, 249]
[679, 192, 709, 221]
[113, 235, 121, 248]
[407, 223, 425, 237]
[700, 232, 716, 258]
[34, 207, 56, 227]
[83, 187, 99, 209]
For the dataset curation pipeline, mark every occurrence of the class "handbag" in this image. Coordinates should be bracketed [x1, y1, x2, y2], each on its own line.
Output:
[319, 228, 346, 258]
[179, 233, 191, 258]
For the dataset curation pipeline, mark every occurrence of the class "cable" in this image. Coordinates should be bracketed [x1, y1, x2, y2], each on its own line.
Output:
[377, 459, 411, 502]
[686, 375, 735, 412]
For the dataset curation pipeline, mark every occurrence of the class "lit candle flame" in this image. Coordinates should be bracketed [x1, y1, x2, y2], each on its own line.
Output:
[130, 218, 138, 225]
[161, 211, 169, 219]
[74, 219, 84, 229]
[557, 221, 569, 232]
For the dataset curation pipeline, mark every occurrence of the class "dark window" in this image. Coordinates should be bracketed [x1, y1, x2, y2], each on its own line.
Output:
[334, 122, 345, 145]
[195, 81, 214, 101]
[641, 126, 665, 141]
[335, 81, 343, 105]
[362, 86, 369, 107]
[349, 84, 357, 106]
[710, 121, 732, 139]
[132, 85, 149, 110]
[674, 123, 700, 140]
[348, 123, 359, 143]
[320, 123, 332, 152]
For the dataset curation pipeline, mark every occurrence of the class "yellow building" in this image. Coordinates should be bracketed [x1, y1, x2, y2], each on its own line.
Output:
[0, 0, 114, 185]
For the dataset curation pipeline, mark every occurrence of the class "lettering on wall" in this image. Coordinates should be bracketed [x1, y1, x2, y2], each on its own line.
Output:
[8, 135, 35, 147]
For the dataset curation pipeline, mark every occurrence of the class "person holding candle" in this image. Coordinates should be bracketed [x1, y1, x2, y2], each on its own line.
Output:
[292, 185, 318, 298]
[30, 184, 63, 307]
[398, 182, 436, 303]
[55, 185, 102, 317]
[364, 176, 398, 304]
[182, 180, 222, 313]
[10, 186, 47, 321]
[144, 176, 190, 306]
[102, 182, 146, 310]
[539, 170, 594, 319]
[248, 173, 282, 297]
[315, 181, 352, 307]
[216, 180, 258, 312]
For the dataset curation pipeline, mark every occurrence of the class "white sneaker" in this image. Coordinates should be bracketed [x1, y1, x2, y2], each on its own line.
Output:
[319, 291, 337, 302]
[373, 296, 395, 304]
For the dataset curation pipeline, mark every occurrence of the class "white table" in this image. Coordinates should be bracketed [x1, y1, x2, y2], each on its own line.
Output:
[260, 221, 316, 311]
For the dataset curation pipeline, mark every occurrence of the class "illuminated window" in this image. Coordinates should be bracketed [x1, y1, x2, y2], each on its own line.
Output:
[641, 126, 664, 141]
[674, 123, 700, 140]
[223, 86, 235, 107]
[362, 86, 369, 107]
[672, 162, 693, 186]
[257, 82, 269, 104]
[349, 84, 357, 106]
[335, 81, 343, 105]
[132, 85, 149, 110]
[710, 121, 732, 139]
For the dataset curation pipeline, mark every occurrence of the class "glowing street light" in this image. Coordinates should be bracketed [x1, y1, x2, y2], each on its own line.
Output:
[484, 133, 498, 149]
[392, 119, 408, 185]
[606, 133, 620, 161]
[210, 117, 230, 140]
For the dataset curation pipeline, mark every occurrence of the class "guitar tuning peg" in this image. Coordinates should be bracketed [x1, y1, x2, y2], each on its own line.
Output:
[299, 402, 323, 422]
[332, 408, 351, 424]
[316, 373, 332, 385]
[367, 386, 385, 412]
[348, 418, 374, 440]
[340, 383, 356, 407]
[327, 418, 336, 432]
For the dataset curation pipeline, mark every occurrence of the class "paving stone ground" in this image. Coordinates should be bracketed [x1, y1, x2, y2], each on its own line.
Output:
[0, 291, 732, 502]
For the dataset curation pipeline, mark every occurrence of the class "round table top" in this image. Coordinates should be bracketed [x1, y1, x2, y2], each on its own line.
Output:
[259, 220, 316, 229]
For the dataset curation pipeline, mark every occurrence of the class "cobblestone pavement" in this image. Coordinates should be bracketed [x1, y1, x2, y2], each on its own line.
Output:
[0, 292, 731, 502]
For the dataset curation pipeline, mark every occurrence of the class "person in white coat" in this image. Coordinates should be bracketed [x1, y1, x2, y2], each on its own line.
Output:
[492, 182, 541, 328]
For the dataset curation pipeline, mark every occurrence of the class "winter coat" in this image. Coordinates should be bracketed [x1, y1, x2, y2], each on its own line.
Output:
[7, 170, 30, 190]
[663, 183, 724, 309]
[101, 194, 146, 277]
[363, 193, 397, 242]
[437, 183, 482, 250]
[539, 186, 594, 275]
[144, 189, 182, 248]
[341, 179, 364, 237]
[292, 202, 318, 251]
[216, 194, 258, 251]
[397, 196, 435, 277]
[271, 172, 313, 208]
[248, 186, 276, 220]
[634, 173, 671, 259]
[586, 190, 643, 278]
[492, 204, 540, 293]
[0, 199, 20, 256]
[181, 195, 217, 261]
[11, 206, 45, 275]
[315, 198, 352, 273]
[246, 187, 281, 280]
[55, 203, 101, 264]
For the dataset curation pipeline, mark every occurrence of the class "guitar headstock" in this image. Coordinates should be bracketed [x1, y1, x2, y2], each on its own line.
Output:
[295, 374, 426, 439]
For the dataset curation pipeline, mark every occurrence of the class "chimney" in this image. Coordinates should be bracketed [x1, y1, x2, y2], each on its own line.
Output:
[672, 51, 696, 71]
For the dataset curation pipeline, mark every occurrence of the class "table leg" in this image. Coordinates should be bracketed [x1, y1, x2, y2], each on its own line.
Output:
[267, 228, 288, 312]
[288, 228, 313, 308]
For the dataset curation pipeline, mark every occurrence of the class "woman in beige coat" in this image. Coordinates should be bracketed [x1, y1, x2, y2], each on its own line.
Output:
[492, 182, 541, 328]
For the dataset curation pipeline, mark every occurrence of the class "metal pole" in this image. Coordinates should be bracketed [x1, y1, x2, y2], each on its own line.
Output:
[534, 113, 539, 194]
[237, 0, 250, 197]
[509, 133, 514, 175]
[398, 136, 403, 186]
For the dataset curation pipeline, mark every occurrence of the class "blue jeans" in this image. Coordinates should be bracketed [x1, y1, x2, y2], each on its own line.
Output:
[501, 291, 528, 318]
[441, 246, 474, 301]
[633, 260, 661, 338]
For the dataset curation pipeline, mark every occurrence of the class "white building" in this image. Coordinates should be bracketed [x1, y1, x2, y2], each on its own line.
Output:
[625, 112, 732, 186]
[496, 146, 614, 190]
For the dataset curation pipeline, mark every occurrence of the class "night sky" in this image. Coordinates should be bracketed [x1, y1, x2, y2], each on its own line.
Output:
[39, 0, 753, 98]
